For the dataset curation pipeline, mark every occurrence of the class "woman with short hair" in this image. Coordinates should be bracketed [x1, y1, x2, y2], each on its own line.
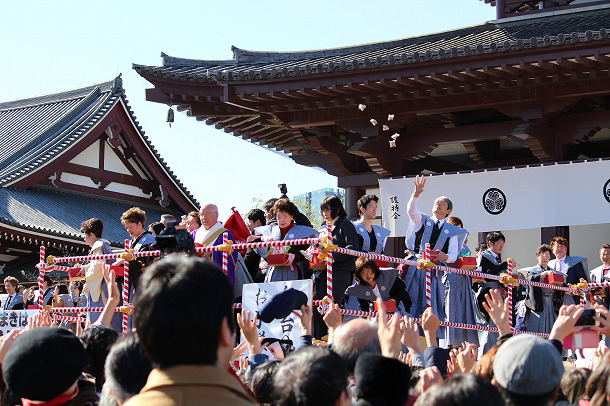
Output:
[263, 199, 318, 282]
[343, 258, 411, 318]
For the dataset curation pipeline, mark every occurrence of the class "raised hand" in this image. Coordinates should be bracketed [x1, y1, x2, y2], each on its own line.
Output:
[447, 348, 460, 375]
[27, 311, 52, 329]
[413, 175, 426, 198]
[0, 329, 24, 365]
[237, 310, 262, 355]
[422, 307, 440, 347]
[401, 316, 421, 353]
[549, 304, 584, 342]
[231, 340, 248, 362]
[456, 342, 477, 373]
[593, 305, 610, 337]
[295, 305, 313, 336]
[323, 303, 342, 331]
[377, 298, 402, 358]
[417, 366, 443, 394]
[483, 289, 512, 336]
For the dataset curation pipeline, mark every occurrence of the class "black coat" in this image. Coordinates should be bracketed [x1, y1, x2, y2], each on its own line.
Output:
[524, 270, 564, 313]
[327, 216, 359, 273]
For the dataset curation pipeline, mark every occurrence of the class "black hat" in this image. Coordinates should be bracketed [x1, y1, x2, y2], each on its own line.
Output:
[354, 353, 411, 406]
[258, 288, 308, 323]
[2, 327, 86, 401]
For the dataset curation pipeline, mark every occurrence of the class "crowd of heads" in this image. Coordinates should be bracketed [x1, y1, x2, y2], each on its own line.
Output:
[2, 246, 610, 405]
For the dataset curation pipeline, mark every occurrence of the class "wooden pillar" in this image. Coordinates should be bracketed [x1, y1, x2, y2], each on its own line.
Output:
[345, 186, 365, 220]
[478, 231, 490, 246]
[541, 226, 570, 255]
[496, 0, 506, 19]
[386, 236, 406, 259]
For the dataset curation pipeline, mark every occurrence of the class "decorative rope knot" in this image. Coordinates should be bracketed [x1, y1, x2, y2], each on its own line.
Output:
[121, 249, 134, 261]
[499, 273, 518, 287]
[417, 260, 436, 270]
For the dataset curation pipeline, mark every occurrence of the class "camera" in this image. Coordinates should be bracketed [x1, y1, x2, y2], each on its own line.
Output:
[155, 221, 195, 256]
[575, 308, 596, 328]
[278, 183, 288, 198]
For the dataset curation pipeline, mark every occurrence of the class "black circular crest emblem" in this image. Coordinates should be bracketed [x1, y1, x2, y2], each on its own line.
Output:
[604, 179, 610, 204]
[482, 188, 507, 215]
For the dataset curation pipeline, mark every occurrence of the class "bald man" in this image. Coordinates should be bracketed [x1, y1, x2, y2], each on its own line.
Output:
[194, 203, 239, 287]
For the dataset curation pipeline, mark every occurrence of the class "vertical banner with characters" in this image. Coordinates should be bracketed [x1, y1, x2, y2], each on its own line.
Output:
[0, 310, 37, 335]
[242, 280, 313, 350]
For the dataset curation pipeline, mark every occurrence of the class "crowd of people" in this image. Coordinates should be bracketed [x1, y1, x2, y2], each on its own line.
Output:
[0, 174, 609, 405]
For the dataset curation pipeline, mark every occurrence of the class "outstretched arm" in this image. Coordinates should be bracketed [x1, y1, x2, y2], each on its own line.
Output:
[407, 175, 426, 228]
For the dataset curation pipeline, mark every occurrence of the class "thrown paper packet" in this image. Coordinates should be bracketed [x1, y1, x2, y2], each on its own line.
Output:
[389, 140, 396, 148]
[388, 114, 394, 121]
[391, 133, 400, 140]
[370, 118, 378, 126]
[382, 125, 389, 131]
[358, 104, 367, 111]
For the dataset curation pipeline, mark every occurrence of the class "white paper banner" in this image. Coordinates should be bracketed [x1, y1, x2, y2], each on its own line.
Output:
[242, 280, 313, 350]
[380, 160, 610, 237]
[0, 310, 37, 335]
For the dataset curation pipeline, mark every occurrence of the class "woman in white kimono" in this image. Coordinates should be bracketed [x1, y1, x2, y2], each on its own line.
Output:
[78, 218, 122, 332]
[263, 199, 318, 282]
[524, 244, 565, 334]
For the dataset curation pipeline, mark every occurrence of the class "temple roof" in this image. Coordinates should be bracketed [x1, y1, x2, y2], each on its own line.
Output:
[0, 187, 172, 246]
[134, 5, 610, 82]
[0, 77, 198, 209]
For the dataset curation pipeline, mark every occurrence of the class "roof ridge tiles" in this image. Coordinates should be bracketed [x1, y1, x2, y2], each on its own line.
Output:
[0, 79, 116, 112]
[161, 52, 235, 68]
[134, 7, 610, 82]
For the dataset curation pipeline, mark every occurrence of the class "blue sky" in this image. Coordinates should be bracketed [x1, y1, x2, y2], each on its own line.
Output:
[0, 1, 494, 220]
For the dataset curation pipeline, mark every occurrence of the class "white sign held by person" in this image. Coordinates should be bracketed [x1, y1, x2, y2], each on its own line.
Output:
[0, 310, 37, 336]
[242, 280, 313, 351]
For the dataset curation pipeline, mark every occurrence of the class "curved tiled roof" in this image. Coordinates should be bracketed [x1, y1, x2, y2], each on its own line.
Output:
[0, 80, 119, 186]
[0, 77, 199, 208]
[0, 187, 176, 246]
[133, 6, 610, 82]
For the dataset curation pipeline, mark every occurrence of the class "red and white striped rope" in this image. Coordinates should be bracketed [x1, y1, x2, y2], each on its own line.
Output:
[331, 247, 578, 293]
[326, 224, 334, 302]
[49, 238, 322, 264]
[122, 239, 130, 334]
[36, 264, 73, 272]
[222, 232, 229, 275]
[314, 305, 549, 336]
[38, 246, 45, 309]
[55, 315, 87, 323]
[49, 306, 112, 313]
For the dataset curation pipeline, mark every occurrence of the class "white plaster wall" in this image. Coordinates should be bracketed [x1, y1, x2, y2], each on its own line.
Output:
[69, 141, 99, 168]
[104, 143, 132, 175]
[499, 228, 541, 268]
[569, 223, 610, 271]
[104, 182, 152, 199]
[60, 173, 99, 189]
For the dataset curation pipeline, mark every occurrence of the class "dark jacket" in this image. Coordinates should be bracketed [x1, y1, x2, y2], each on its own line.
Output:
[524, 270, 564, 313]
[328, 216, 359, 273]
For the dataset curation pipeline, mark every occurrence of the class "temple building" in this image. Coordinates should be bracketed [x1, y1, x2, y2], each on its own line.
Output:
[134, 0, 610, 265]
[0, 77, 198, 281]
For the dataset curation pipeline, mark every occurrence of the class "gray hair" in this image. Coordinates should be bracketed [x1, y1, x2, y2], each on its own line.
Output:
[437, 196, 453, 211]
[332, 319, 381, 374]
